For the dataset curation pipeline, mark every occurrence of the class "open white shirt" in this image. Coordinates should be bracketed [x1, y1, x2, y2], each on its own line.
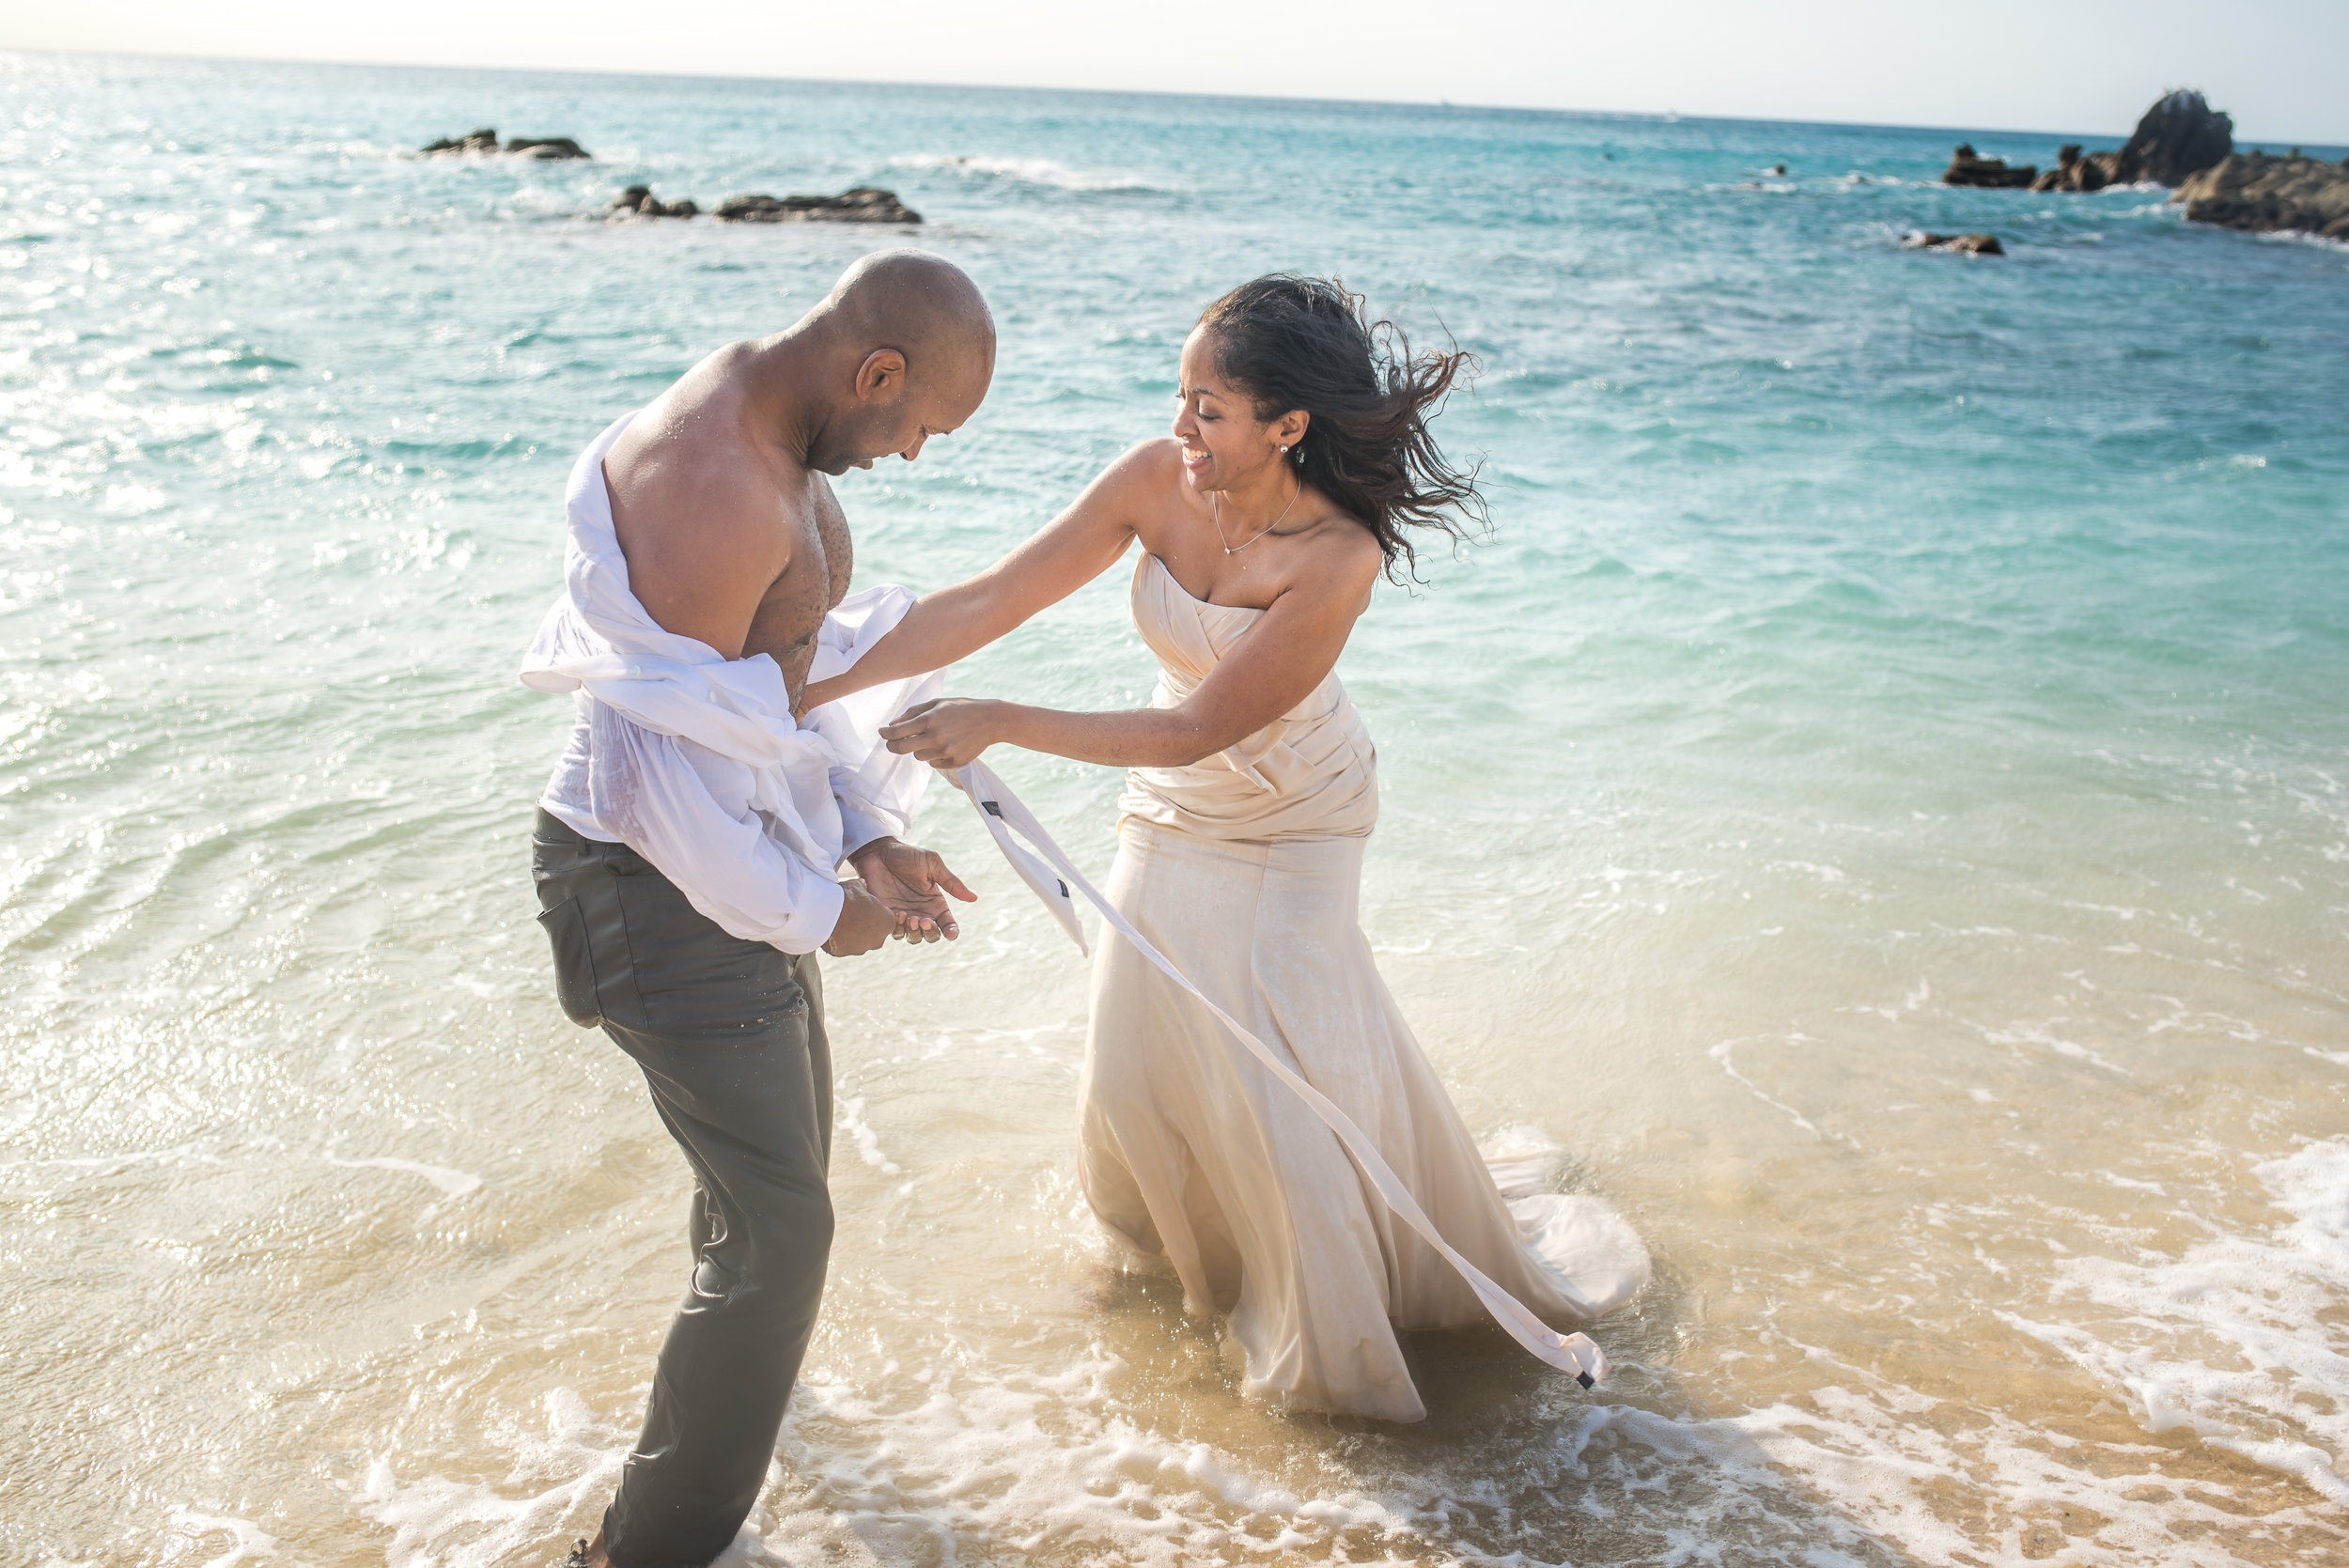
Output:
[521, 412, 942, 954]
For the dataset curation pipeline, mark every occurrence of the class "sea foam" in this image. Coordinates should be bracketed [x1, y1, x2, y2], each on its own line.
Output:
[2005, 1138, 2349, 1505]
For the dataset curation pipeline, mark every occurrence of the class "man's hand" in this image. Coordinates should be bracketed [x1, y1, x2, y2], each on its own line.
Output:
[821, 878, 898, 957]
[848, 837, 977, 942]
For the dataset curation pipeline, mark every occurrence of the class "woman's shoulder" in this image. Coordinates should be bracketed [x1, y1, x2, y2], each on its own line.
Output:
[1296, 500, 1387, 583]
[1100, 436, 1185, 487]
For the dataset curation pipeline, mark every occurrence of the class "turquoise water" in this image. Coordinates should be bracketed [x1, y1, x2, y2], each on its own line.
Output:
[3, 50, 2346, 1568]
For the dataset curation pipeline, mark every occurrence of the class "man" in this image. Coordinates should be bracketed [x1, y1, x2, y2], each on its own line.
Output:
[522, 250, 994, 1567]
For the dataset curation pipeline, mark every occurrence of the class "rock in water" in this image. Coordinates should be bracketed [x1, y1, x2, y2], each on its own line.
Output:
[2111, 89, 2232, 186]
[2172, 152, 2349, 241]
[713, 187, 923, 225]
[609, 185, 698, 219]
[2030, 144, 2118, 194]
[506, 136, 590, 160]
[1906, 232, 2006, 256]
[1942, 145, 2037, 189]
[418, 131, 590, 159]
[421, 127, 500, 154]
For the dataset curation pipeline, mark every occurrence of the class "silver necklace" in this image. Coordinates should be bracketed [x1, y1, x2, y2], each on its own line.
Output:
[1210, 472, 1300, 555]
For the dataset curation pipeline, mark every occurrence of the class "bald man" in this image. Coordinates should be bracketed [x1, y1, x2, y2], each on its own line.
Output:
[529, 251, 995, 1568]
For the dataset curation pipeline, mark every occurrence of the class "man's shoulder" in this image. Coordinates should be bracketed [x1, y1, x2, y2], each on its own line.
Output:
[605, 354, 803, 621]
[613, 347, 768, 470]
[613, 362, 803, 529]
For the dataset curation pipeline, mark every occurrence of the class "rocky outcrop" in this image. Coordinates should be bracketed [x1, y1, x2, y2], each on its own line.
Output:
[2172, 151, 2349, 241]
[506, 136, 590, 161]
[418, 129, 591, 160]
[1906, 231, 2005, 256]
[1953, 90, 2234, 196]
[610, 185, 698, 219]
[421, 128, 500, 154]
[2030, 144, 2120, 193]
[2110, 90, 2232, 186]
[713, 187, 922, 225]
[1942, 145, 2036, 188]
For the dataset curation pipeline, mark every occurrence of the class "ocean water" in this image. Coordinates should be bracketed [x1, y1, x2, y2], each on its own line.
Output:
[3, 48, 2346, 1568]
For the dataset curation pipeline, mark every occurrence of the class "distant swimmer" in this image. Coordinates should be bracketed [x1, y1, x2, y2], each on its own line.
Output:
[520, 250, 995, 1568]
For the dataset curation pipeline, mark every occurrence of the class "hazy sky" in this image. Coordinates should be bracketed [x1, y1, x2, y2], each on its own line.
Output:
[9, 1, 2346, 143]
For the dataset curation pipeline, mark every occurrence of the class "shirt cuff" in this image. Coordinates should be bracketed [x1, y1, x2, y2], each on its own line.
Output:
[768, 874, 847, 955]
[835, 800, 899, 863]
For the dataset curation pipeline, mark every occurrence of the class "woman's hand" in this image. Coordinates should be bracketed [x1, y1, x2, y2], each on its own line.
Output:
[880, 698, 1007, 769]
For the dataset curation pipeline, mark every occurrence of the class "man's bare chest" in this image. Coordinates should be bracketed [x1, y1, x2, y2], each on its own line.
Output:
[745, 481, 855, 690]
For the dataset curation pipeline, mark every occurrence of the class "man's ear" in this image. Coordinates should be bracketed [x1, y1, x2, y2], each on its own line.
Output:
[855, 348, 908, 402]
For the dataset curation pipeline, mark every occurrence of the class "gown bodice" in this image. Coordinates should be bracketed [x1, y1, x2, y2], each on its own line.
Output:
[1117, 552, 1378, 842]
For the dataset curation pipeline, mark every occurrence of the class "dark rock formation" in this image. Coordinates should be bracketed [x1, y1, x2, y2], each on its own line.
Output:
[2172, 151, 2349, 240]
[1956, 90, 2233, 198]
[421, 127, 500, 154]
[713, 187, 922, 225]
[506, 136, 591, 161]
[1942, 145, 2036, 188]
[610, 185, 698, 219]
[1906, 231, 2006, 256]
[2030, 144, 2119, 193]
[418, 129, 591, 159]
[2111, 90, 2232, 186]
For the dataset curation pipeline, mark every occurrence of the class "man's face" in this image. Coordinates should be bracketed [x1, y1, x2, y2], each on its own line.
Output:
[809, 341, 993, 476]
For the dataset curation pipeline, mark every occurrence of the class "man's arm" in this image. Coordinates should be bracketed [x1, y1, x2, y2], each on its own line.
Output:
[603, 435, 794, 660]
[595, 716, 895, 955]
[602, 415, 897, 955]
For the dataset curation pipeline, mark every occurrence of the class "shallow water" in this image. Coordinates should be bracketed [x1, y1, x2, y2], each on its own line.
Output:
[2, 50, 2346, 1568]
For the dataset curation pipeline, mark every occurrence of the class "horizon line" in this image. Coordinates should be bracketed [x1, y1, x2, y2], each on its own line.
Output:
[10, 44, 2343, 152]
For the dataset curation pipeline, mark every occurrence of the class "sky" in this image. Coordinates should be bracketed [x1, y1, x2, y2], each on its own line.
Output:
[7, 0, 2346, 144]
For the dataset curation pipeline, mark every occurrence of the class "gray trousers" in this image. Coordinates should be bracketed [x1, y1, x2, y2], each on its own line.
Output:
[531, 810, 833, 1568]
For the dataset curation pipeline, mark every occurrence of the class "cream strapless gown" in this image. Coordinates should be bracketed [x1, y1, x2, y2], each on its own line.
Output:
[1078, 554, 1649, 1423]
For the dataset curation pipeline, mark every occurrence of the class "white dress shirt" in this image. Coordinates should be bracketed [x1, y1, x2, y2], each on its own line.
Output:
[521, 412, 942, 954]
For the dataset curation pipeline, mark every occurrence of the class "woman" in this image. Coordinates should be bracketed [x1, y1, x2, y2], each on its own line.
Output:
[806, 275, 1646, 1422]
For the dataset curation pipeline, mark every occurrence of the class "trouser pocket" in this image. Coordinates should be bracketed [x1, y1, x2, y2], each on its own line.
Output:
[537, 894, 604, 1027]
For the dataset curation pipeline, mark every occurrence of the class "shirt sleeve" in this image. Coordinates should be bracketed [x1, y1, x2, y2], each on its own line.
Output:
[590, 706, 846, 955]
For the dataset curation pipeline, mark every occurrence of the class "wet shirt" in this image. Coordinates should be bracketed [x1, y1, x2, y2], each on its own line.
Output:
[521, 412, 941, 954]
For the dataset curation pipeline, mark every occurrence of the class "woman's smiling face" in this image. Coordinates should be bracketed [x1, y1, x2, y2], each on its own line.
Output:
[1171, 326, 1278, 491]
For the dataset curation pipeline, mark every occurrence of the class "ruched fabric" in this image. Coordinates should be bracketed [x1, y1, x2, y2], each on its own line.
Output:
[1118, 555, 1378, 843]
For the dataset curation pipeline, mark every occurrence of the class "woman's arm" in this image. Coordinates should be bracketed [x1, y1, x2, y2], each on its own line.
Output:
[878, 531, 1384, 770]
[801, 442, 1165, 712]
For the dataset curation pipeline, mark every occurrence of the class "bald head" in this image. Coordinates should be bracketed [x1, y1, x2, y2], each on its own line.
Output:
[798, 250, 995, 474]
[825, 249, 993, 363]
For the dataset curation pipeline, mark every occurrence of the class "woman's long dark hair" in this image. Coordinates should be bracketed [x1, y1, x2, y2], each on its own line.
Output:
[1196, 274, 1486, 581]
